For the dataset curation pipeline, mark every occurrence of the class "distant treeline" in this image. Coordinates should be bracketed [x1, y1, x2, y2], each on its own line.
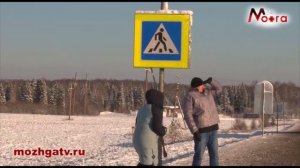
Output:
[0, 79, 299, 117]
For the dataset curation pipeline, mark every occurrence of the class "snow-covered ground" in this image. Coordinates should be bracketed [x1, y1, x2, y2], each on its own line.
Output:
[0, 112, 298, 166]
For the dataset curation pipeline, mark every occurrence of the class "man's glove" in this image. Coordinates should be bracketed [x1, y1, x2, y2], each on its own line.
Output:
[204, 77, 212, 85]
[193, 130, 201, 141]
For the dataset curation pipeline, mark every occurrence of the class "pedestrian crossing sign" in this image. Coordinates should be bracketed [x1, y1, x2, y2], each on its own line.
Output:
[134, 13, 191, 68]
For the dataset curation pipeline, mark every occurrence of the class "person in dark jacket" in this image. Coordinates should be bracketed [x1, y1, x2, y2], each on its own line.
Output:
[182, 77, 222, 166]
[133, 89, 167, 166]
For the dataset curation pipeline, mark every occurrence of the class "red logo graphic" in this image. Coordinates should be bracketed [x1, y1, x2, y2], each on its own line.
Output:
[246, 7, 289, 28]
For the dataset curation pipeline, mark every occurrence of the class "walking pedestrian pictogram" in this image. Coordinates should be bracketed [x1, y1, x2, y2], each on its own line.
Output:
[144, 23, 179, 54]
[141, 21, 181, 61]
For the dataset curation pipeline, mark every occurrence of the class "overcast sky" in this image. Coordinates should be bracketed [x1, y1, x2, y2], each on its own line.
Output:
[0, 2, 299, 86]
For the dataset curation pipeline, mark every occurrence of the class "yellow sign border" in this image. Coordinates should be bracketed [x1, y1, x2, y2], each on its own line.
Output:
[133, 13, 190, 69]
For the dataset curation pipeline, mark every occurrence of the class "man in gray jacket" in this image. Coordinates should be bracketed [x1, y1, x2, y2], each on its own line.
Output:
[182, 77, 222, 166]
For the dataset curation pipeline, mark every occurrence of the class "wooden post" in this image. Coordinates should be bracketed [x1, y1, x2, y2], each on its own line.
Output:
[150, 68, 157, 90]
[68, 83, 73, 120]
[145, 68, 149, 92]
[283, 102, 285, 126]
[84, 73, 88, 115]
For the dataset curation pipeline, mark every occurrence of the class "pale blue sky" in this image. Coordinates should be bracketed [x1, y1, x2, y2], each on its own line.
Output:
[0, 2, 299, 86]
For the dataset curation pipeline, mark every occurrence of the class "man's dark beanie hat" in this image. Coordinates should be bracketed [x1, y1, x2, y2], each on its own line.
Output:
[191, 77, 203, 88]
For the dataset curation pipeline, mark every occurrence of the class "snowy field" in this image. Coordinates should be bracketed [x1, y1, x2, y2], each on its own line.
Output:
[0, 112, 298, 166]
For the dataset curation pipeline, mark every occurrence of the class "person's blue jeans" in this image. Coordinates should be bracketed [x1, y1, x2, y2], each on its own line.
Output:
[192, 130, 219, 166]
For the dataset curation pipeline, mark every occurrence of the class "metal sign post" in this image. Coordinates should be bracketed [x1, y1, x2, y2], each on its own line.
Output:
[262, 82, 265, 136]
[158, 0, 166, 93]
[283, 102, 285, 126]
[159, 68, 164, 93]
[158, 3, 167, 165]
[277, 102, 279, 133]
[262, 109, 264, 136]
[144, 68, 149, 91]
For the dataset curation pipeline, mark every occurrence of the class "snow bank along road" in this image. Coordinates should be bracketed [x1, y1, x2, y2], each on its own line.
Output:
[0, 112, 298, 166]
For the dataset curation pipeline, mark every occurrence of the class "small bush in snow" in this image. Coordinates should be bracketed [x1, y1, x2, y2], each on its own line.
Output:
[0, 83, 6, 104]
[165, 119, 190, 143]
[250, 118, 258, 130]
[232, 118, 248, 131]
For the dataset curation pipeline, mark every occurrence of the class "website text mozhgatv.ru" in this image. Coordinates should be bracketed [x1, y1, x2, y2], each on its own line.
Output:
[13, 147, 85, 158]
